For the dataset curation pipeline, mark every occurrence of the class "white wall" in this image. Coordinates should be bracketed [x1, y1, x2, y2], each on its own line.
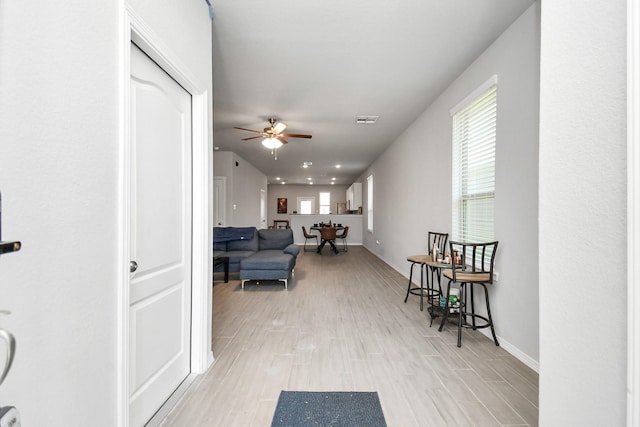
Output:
[267, 183, 349, 226]
[0, 1, 212, 425]
[539, 1, 627, 425]
[360, 5, 540, 367]
[213, 151, 267, 227]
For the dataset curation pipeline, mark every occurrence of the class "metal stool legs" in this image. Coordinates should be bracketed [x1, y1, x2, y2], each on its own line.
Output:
[404, 262, 426, 311]
[427, 265, 443, 326]
[440, 281, 499, 348]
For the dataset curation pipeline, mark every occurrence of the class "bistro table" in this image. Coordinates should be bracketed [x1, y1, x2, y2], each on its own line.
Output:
[404, 255, 462, 315]
[425, 259, 463, 327]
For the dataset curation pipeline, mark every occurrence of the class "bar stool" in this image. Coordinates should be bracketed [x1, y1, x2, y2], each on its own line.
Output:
[404, 232, 448, 311]
[425, 232, 448, 296]
[440, 240, 499, 348]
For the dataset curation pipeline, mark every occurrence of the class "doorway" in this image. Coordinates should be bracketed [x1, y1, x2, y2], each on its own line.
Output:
[214, 176, 226, 227]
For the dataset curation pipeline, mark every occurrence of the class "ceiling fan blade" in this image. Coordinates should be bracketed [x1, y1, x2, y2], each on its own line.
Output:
[281, 133, 312, 139]
[273, 122, 287, 134]
[234, 126, 263, 133]
[276, 136, 289, 145]
[242, 135, 263, 141]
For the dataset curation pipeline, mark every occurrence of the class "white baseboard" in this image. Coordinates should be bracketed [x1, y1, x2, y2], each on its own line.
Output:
[476, 329, 539, 373]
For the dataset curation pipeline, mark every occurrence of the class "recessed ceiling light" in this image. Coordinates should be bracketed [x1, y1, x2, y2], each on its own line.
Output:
[214, 146, 220, 151]
[281, 181, 285, 185]
[276, 177, 281, 180]
[331, 182, 335, 185]
[332, 177, 336, 181]
[302, 161, 312, 168]
[335, 164, 341, 168]
[307, 177, 312, 181]
[309, 182, 313, 185]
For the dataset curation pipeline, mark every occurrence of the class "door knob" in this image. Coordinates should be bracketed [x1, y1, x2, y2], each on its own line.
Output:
[130, 260, 138, 273]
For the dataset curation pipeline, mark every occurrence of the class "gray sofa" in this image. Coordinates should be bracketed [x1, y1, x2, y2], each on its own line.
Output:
[213, 227, 300, 289]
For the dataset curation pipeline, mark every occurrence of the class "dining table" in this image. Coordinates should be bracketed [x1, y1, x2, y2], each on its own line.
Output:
[311, 225, 344, 254]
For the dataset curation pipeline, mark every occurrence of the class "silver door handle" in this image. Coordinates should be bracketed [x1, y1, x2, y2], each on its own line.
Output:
[130, 261, 138, 273]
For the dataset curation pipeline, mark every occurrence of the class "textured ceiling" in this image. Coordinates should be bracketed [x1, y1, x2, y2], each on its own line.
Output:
[212, 0, 534, 185]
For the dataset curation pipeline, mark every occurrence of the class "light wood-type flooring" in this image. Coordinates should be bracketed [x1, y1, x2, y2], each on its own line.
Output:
[162, 246, 538, 426]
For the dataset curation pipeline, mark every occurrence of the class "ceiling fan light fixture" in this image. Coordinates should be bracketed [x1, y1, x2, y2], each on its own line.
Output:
[262, 137, 283, 149]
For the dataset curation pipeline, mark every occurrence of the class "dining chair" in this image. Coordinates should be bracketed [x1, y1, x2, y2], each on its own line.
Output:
[336, 226, 349, 252]
[440, 240, 499, 348]
[302, 226, 319, 252]
[317, 226, 338, 254]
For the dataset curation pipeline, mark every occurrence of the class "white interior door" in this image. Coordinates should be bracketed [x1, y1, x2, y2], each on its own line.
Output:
[129, 43, 192, 426]
[213, 176, 226, 227]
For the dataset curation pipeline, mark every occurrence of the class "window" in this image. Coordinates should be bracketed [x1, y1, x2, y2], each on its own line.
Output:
[298, 197, 315, 215]
[319, 192, 331, 214]
[451, 76, 497, 244]
[367, 174, 373, 232]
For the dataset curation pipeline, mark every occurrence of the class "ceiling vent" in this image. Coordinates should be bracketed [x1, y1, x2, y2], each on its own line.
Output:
[355, 115, 379, 124]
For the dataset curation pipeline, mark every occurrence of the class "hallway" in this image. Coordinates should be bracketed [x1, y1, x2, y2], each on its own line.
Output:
[164, 247, 538, 426]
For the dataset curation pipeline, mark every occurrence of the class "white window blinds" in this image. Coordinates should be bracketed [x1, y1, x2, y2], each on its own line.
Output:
[451, 77, 497, 244]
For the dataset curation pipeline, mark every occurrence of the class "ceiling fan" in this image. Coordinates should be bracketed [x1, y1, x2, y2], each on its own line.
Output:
[234, 118, 312, 159]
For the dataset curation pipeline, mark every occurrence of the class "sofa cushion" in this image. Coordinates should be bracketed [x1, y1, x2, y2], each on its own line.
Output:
[240, 250, 294, 271]
[227, 229, 259, 251]
[220, 250, 257, 266]
[258, 229, 293, 250]
[283, 243, 300, 257]
[213, 226, 256, 250]
[214, 226, 256, 242]
[213, 241, 227, 251]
